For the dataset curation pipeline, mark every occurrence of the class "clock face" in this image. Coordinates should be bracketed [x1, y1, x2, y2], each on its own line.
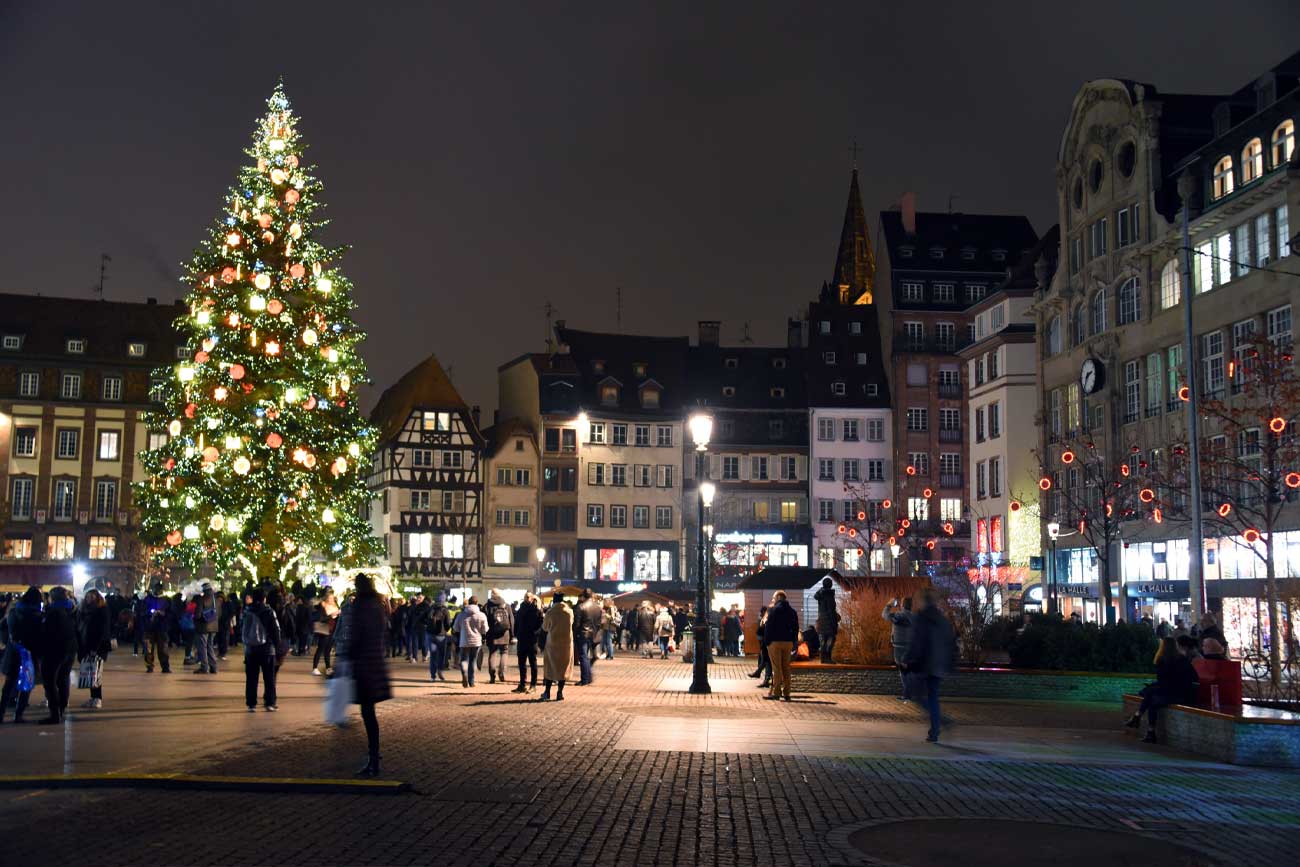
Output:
[1080, 358, 1101, 395]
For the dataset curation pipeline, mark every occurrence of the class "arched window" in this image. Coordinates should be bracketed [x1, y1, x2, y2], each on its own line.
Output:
[1242, 138, 1263, 183]
[1274, 120, 1296, 167]
[1212, 156, 1234, 199]
[1118, 277, 1141, 325]
[1073, 305, 1087, 345]
[1160, 259, 1181, 309]
[1091, 290, 1107, 336]
[1046, 315, 1062, 355]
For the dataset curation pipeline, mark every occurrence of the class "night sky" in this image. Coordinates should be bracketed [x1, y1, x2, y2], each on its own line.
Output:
[2, 2, 1297, 418]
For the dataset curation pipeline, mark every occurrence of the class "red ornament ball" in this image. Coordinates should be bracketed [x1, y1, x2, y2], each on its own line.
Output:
[284, 188, 300, 205]
[202, 446, 219, 463]
[267, 299, 284, 315]
[289, 263, 305, 280]
[229, 364, 246, 381]
[164, 458, 175, 471]
[241, 382, 254, 394]
[304, 396, 317, 410]
[166, 530, 182, 546]
[257, 213, 273, 229]
[184, 403, 197, 418]
[220, 267, 237, 284]
[266, 432, 283, 448]
[194, 350, 209, 364]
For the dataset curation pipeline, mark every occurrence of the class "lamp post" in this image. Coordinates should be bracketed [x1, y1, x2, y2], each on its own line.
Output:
[890, 543, 901, 574]
[1046, 522, 1060, 615]
[534, 546, 546, 590]
[688, 412, 714, 694]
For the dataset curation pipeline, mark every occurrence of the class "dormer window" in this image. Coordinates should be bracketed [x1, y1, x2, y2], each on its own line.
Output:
[722, 386, 736, 397]
[818, 321, 831, 335]
[632, 362, 647, 377]
[961, 247, 976, 261]
[770, 387, 785, 398]
[866, 383, 879, 396]
[831, 381, 846, 396]
[991, 249, 1007, 262]
[600, 384, 619, 406]
[823, 351, 837, 365]
[2, 335, 22, 351]
[66, 338, 86, 354]
[724, 357, 739, 369]
[592, 360, 605, 374]
[127, 342, 146, 357]
[638, 380, 661, 409]
[899, 246, 914, 258]
[1212, 155, 1234, 199]
[772, 357, 787, 369]
[929, 247, 945, 259]
[175, 345, 189, 359]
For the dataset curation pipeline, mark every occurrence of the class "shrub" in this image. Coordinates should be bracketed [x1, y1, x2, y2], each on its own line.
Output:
[1009, 615, 1158, 672]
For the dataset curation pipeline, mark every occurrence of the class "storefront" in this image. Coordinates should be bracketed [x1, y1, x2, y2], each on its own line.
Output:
[578, 541, 678, 584]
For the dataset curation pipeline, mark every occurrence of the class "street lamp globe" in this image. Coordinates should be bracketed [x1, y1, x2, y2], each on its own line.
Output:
[689, 412, 713, 452]
[535, 546, 547, 563]
[699, 481, 716, 507]
[890, 543, 901, 559]
[1046, 521, 1061, 540]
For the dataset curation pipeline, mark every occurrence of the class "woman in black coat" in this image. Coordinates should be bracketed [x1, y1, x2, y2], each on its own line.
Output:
[0, 586, 43, 724]
[40, 586, 78, 724]
[512, 592, 544, 694]
[77, 589, 113, 709]
[345, 574, 391, 776]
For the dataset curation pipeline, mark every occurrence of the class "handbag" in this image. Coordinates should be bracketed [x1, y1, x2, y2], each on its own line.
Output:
[324, 663, 354, 726]
[77, 656, 103, 689]
[16, 645, 35, 693]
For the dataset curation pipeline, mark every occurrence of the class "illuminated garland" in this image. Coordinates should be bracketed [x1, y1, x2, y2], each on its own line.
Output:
[133, 84, 382, 579]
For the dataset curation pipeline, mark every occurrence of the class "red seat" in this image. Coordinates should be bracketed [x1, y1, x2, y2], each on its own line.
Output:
[1193, 658, 1242, 708]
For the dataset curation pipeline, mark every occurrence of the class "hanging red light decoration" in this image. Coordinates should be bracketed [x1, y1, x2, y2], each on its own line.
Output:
[857, 510, 866, 522]
[906, 465, 916, 476]
[888, 535, 897, 546]
[882, 499, 892, 509]
[1286, 472, 1300, 489]
[847, 527, 857, 538]
[1218, 503, 1232, 517]
[1270, 417, 1287, 434]
[1244, 528, 1261, 543]
[1139, 488, 1155, 503]
[1009, 500, 1021, 512]
[1061, 450, 1075, 464]
[836, 523, 846, 535]
[1105, 503, 1113, 517]
[1078, 519, 1087, 533]
[901, 518, 911, 529]
[923, 488, 933, 498]
[1178, 386, 1190, 401]
[942, 522, 954, 535]
[1153, 508, 1163, 523]
[926, 539, 936, 550]
[1039, 476, 1053, 490]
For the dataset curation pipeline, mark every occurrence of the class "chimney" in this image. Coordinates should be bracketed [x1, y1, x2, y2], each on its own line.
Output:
[698, 320, 721, 347]
[787, 318, 802, 348]
[146, 297, 157, 305]
[471, 405, 481, 429]
[901, 191, 917, 235]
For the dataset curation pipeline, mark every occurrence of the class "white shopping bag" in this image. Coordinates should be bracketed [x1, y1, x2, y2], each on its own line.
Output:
[324, 662, 354, 726]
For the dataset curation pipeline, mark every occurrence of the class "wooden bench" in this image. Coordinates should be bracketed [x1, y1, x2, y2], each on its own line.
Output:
[1122, 694, 1300, 768]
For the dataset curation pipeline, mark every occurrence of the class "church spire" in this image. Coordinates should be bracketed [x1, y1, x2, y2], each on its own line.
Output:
[832, 168, 875, 305]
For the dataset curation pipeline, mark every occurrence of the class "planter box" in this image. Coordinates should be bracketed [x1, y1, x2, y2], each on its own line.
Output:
[790, 662, 1148, 704]
[1122, 694, 1300, 767]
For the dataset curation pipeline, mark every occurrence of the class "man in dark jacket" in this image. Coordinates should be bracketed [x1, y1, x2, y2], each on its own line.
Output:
[142, 585, 171, 673]
[762, 591, 800, 701]
[242, 586, 282, 711]
[427, 594, 452, 682]
[408, 593, 431, 663]
[512, 592, 544, 693]
[882, 597, 914, 700]
[672, 605, 689, 647]
[636, 603, 655, 652]
[39, 586, 78, 724]
[573, 589, 602, 686]
[813, 578, 840, 663]
[903, 589, 955, 743]
[482, 590, 515, 684]
[194, 584, 220, 674]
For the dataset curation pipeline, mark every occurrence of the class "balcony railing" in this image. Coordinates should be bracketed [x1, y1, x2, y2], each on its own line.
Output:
[938, 428, 962, 443]
[898, 336, 973, 354]
[939, 473, 964, 489]
[938, 383, 961, 399]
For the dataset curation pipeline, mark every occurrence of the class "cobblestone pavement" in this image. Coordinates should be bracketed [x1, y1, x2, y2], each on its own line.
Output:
[1, 652, 1297, 866]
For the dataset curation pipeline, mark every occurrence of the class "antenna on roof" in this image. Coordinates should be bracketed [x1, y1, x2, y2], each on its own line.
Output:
[543, 300, 556, 354]
[740, 322, 754, 344]
[849, 140, 861, 170]
[947, 194, 959, 213]
[94, 253, 111, 300]
[616, 287, 622, 332]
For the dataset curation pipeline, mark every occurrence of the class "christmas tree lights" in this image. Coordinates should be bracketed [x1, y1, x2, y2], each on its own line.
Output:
[135, 84, 381, 581]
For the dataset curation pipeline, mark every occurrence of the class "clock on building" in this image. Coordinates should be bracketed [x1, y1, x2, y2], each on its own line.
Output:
[1080, 358, 1104, 395]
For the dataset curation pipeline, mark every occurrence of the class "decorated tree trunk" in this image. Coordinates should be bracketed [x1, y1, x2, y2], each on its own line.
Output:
[134, 84, 381, 583]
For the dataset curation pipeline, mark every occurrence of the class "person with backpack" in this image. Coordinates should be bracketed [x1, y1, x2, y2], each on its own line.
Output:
[455, 596, 488, 687]
[142, 584, 171, 673]
[653, 604, 674, 659]
[482, 589, 514, 684]
[512, 592, 543, 694]
[194, 584, 220, 674]
[242, 586, 282, 712]
[903, 588, 956, 743]
[0, 586, 42, 724]
[311, 590, 340, 676]
[426, 593, 452, 682]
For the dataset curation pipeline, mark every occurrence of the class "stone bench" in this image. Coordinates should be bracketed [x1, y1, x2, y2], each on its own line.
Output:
[789, 662, 1148, 703]
[1122, 694, 1300, 768]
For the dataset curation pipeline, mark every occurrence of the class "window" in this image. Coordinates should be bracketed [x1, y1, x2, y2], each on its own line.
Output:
[589, 423, 606, 444]
[823, 351, 837, 365]
[127, 341, 146, 357]
[1272, 120, 1294, 167]
[18, 371, 38, 397]
[1089, 219, 1107, 258]
[1, 335, 21, 350]
[559, 507, 576, 531]
[988, 402, 1000, 439]
[633, 506, 649, 529]
[656, 426, 672, 447]
[611, 464, 627, 486]
[440, 450, 463, 469]
[867, 459, 885, 482]
[782, 456, 798, 480]
[772, 357, 788, 369]
[939, 408, 960, 434]
[1212, 155, 1234, 199]
[842, 419, 859, 441]
[442, 534, 465, 559]
[855, 352, 867, 365]
[724, 357, 739, 370]
[975, 407, 985, 441]
[66, 339, 85, 354]
[412, 449, 433, 468]
[1202, 330, 1224, 397]
[848, 321, 862, 335]
[599, 385, 618, 406]
[723, 456, 740, 480]
[1166, 345, 1183, 409]
[97, 429, 120, 460]
[753, 500, 770, 522]
[1123, 360, 1140, 423]
[780, 500, 798, 522]
[47, 535, 75, 560]
[930, 246, 945, 259]
[866, 384, 879, 397]
[940, 498, 962, 522]
[1069, 236, 1082, 275]
[903, 321, 924, 347]
[1072, 305, 1086, 346]
[174, 345, 188, 359]
[94, 480, 116, 520]
[906, 408, 928, 432]
[961, 248, 976, 261]
[830, 381, 845, 396]
[11, 478, 33, 519]
[1049, 388, 1062, 437]
[587, 505, 604, 527]
[95, 375, 123, 402]
[634, 465, 652, 487]
[634, 425, 650, 446]
[1232, 319, 1256, 392]
[4, 537, 31, 559]
[908, 452, 929, 476]
[1194, 240, 1214, 293]
[53, 479, 75, 520]
[421, 411, 451, 431]
[13, 427, 36, 458]
[843, 548, 860, 571]
[1160, 260, 1181, 309]
[1116, 206, 1135, 247]
[403, 532, 433, 558]
[1266, 304, 1292, 349]
[1242, 138, 1263, 183]
[1117, 141, 1137, 177]
[1118, 278, 1141, 325]
[1234, 223, 1251, 278]
[543, 428, 560, 452]
[495, 507, 510, 525]
[841, 500, 855, 523]
[655, 506, 672, 529]
[818, 458, 835, 482]
[1214, 231, 1232, 285]
[899, 246, 914, 258]
[1145, 353, 1162, 415]
[563, 428, 580, 452]
[818, 500, 835, 523]
[987, 349, 999, 380]
[966, 284, 987, 303]
[1067, 382, 1080, 432]
[657, 465, 674, 488]
[61, 372, 82, 399]
[441, 490, 461, 513]
[750, 456, 768, 481]
[866, 418, 884, 441]
[56, 429, 79, 459]
[819, 320, 831, 335]
[989, 457, 1002, 497]
[933, 282, 955, 302]
[411, 490, 433, 511]
[940, 453, 961, 478]
[1046, 316, 1062, 355]
[842, 459, 860, 482]
[1253, 212, 1272, 266]
[610, 505, 627, 528]
[1090, 290, 1106, 335]
[935, 322, 955, 350]
[589, 463, 606, 485]
[492, 544, 512, 565]
[1280, 205, 1292, 258]
[612, 424, 627, 446]
[907, 497, 929, 521]
[817, 418, 835, 441]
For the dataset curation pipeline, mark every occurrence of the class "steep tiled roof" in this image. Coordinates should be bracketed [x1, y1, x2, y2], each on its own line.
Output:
[555, 327, 689, 415]
[369, 353, 472, 443]
[879, 211, 1038, 275]
[0, 293, 184, 366]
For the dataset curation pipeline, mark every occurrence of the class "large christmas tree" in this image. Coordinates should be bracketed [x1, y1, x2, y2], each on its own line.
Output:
[135, 84, 380, 581]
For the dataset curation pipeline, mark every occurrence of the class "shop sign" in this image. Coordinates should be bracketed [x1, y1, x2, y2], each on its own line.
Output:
[616, 582, 647, 593]
[714, 531, 783, 544]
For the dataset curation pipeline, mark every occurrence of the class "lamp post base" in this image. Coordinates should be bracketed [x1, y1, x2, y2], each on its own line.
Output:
[688, 620, 711, 694]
